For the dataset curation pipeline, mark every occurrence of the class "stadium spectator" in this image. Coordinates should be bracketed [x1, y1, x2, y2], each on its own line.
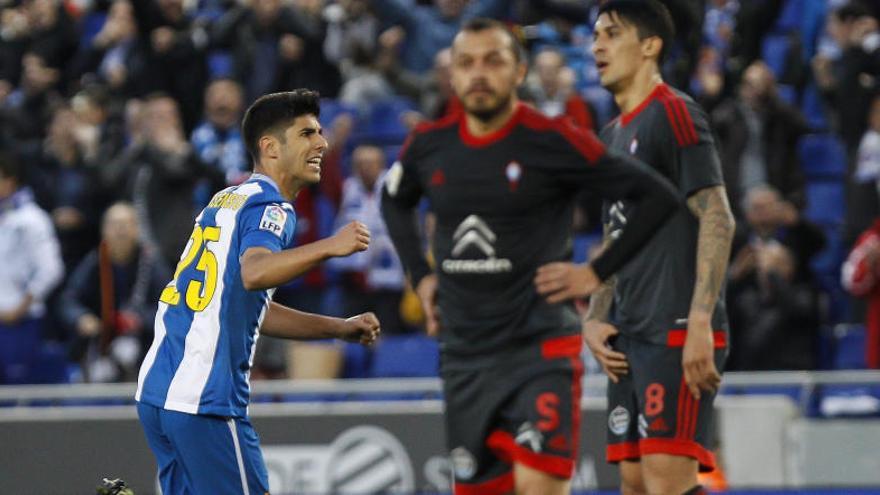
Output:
[842, 219, 880, 368]
[0, 0, 78, 92]
[0, 152, 64, 384]
[812, 1, 880, 154]
[339, 42, 396, 113]
[712, 61, 810, 217]
[730, 186, 826, 285]
[727, 241, 820, 370]
[102, 93, 224, 267]
[330, 144, 408, 333]
[323, 0, 379, 69]
[3, 51, 62, 144]
[59, 202, 170, 382]
[524, 46, 595, 130]
[190, 78, 248, 186]
[67, 0, 151, 100]
[131, 0, 210, 131]
[368, 0, 510, 73]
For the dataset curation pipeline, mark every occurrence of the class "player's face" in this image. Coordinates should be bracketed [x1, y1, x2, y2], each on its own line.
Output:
[451, 28, 525, 121]
[280, 114, 327, 185]
[592, 12, 647, 93]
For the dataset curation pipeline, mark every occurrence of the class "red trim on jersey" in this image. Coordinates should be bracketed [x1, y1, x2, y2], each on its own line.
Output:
[486, 430, 575, 478]
[657, 85, 699, 147]
[541, 335, 583, 359]
[666, 330, 727, 348]
[399, 112, 460, 159]
[570, 355, 584, 467]
[453, 472, 514, 495]
[620, 83, 665, 126]
[517, 104, 606, 163]
[639, 438, 717, 472]
[458, 103, 525, 148]
[607, 441, 641, 462]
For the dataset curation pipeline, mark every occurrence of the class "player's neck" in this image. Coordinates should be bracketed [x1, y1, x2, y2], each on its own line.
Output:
[254, 165, 300, 200]
[614, 69, 663, 116]
[464, 98, 519, 138]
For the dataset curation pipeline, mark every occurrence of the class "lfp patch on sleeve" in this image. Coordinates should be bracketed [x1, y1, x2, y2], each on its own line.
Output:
[259, 205, 287, 237]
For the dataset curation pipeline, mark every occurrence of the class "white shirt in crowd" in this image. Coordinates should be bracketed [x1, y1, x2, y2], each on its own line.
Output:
[0, 188, 64, 318]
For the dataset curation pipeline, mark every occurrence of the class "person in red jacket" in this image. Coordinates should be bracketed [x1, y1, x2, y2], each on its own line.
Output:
[842, 219, 880, 368]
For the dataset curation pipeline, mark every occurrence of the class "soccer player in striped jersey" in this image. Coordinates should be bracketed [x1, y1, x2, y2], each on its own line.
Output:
[135, 90, 380, 495]
[542, 2, 737, 495]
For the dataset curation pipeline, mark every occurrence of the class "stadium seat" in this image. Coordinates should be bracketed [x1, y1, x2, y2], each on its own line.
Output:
[775, 0, 804, 32]
[369, 334, 439, 378]
[207, 50, 233, 79]
[362, 97, 417, 143]
[801, 83, 828, 129]
[817, 384, 880, 417]
[28, 342, 71, 384]
[804, 180, 846, 226]
[776, 84, 798, 106]
[318, 99, 359, 130]
[831, 323, 867, 369]
[761, 34, 792, 78]
[798, 134, 847, 179]
[341, 342, 372, 379]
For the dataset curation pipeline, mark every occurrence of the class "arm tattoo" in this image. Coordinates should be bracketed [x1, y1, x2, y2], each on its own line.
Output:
[585, 225, 617, 322]
[686, 185, 736, 315]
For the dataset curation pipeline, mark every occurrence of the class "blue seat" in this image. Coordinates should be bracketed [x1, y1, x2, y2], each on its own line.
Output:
[29, 342, 71, 384]
[798, 134, 847, 179]
[832, 324, 867, 369]
[761, 35, 792, 78]
[775, 0, 804, 32]
[207, 50, 234, 79]
[341, 342, 372, 379]
[369, 334, 439, 378]
[804, 180, 845, 226]
[801, 83, 828, 129]
[318, 99, 359, 130]
[362, 97, 417, 143]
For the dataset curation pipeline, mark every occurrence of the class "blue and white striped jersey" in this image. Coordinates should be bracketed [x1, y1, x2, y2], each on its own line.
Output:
[136, 174, 296, 417]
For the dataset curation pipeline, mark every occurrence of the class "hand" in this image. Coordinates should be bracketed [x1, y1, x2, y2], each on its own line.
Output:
[77, 313, 102, 338]
[151, 27, 175, 54]
[328, 221, 370, 256]
[682, 317, 721, 400]
[0, 294, 32, 325]
[729, 245, 756, 280]
[583, 319, 628, 383]
[339, 312, 380, 346]
[534, 262, 601, 303]
[415, 273, 439, 336]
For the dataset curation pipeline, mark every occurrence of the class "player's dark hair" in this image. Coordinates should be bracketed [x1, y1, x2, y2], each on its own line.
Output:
[0, 152, 22, 184]
[598, 0, 676, 63]
[241, 89, 321, 164]
[459, 17, 525, 64]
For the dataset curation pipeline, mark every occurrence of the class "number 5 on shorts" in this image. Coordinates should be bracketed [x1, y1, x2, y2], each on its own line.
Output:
[159, 225, 221, 311]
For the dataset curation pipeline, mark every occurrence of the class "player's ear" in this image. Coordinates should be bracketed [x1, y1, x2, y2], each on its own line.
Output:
[515, 60, 528, 86]
[642, 36, 662, 61]
[259, 135, 279, 161]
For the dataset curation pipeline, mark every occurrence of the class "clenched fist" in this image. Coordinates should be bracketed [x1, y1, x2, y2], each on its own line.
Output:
[329, 221, 370, 256]
[339, 313, 381, 346]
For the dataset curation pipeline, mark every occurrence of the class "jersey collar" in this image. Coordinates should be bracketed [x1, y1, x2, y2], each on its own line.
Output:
[249, 173, 280, 193]
[620, 83, 666, 127]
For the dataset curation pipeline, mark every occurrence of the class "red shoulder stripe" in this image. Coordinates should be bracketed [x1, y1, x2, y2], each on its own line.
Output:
[658, 87, 699, 147]
[399, 112, 460, 160]
[519, 105, 605, 164]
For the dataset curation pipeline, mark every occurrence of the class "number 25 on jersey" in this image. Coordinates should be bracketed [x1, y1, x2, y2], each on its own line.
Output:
[159, 225, 221, 311]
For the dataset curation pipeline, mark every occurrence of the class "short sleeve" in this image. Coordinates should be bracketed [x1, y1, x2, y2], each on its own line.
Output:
[238, 202, 296, 257]
[675, 100, 724, 197]
[383, 133, 424, 207]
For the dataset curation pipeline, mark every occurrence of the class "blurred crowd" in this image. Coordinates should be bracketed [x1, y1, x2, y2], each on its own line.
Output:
[1, 0, 879, 384]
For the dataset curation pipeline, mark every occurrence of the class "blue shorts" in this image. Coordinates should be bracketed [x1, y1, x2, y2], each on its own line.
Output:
[136, 402, 269, 495]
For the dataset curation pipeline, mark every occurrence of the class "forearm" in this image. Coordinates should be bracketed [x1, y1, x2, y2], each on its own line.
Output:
[241, 241, 335, 290]
[585, 276, 616, 322]
[381, 194, 431, 287]
[260, 302, 344, 340]
[687, 186, 736, 326]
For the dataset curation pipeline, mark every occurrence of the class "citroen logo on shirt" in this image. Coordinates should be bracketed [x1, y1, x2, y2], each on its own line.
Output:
[443, 215, 512, 274]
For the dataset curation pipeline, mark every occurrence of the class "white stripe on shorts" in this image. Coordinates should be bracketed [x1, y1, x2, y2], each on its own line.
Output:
[226, 418, 250, 495]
